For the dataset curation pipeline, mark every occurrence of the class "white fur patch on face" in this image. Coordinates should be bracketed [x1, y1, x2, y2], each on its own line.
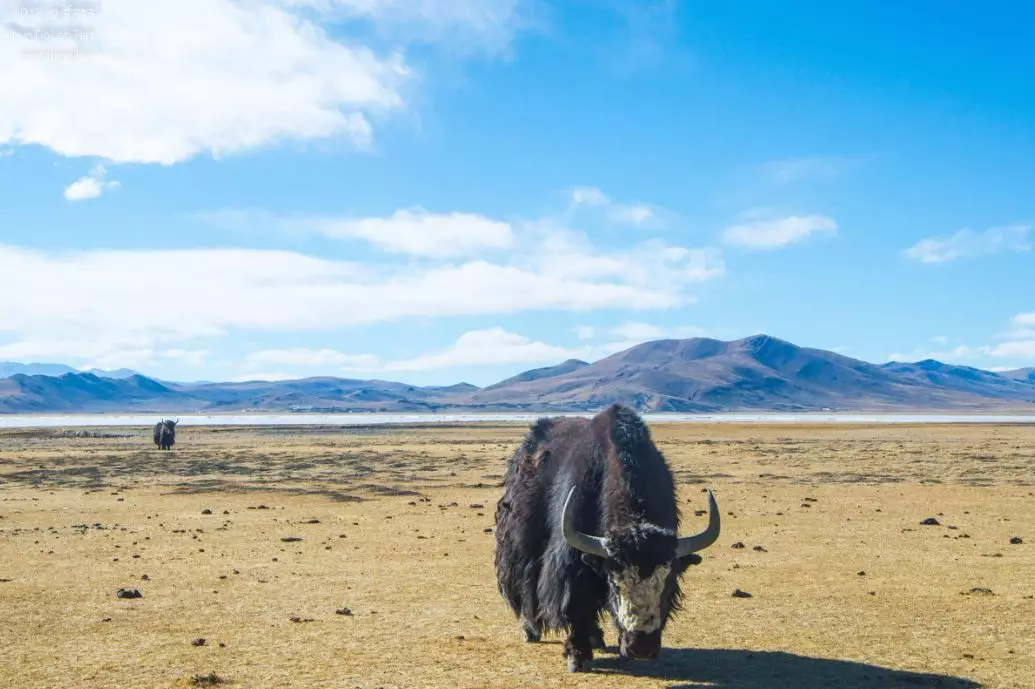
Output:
[610, 564, 671, 633]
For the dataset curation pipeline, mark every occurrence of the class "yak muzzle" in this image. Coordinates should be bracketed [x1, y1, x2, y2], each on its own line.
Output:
[619, 630, 662, 660]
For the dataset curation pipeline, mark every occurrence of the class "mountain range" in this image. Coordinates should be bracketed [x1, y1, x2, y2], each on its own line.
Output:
[1, 335, 1034, 414]
[0, 362, 139, 379]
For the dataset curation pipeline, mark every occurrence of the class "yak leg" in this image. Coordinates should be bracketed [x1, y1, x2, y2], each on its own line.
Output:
[562, 588, 599, 672]
[519, 560, 542, 642]
[588, 624, 605, 650]
[517, 561, 539, 642]
[522, 617, 541, 643]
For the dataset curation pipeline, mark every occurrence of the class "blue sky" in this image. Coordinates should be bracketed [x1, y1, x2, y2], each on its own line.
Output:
[0, 0, 1032, 385]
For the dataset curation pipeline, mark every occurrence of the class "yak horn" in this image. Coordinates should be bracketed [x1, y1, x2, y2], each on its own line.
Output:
[561, 487, 609, 558]
[675, 489, 721, 557]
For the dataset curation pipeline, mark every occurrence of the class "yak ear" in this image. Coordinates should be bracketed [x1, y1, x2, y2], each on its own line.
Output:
[675, 553, 703, 573]
[580, 553, 606, 573]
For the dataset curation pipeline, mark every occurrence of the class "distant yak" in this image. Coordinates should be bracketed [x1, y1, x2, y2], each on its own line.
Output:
[153, 419, 178, 450]
[494, 404, 721, 672]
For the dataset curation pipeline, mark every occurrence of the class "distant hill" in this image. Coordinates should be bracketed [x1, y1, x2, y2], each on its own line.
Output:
[999, 367, 1035, 384]
[0, 362, 139, 379]
[0, 373, 182, 413]
[85, 368, 140, 379]
[1, 336, 1033, 413]
[450, 335, 1035, 412]
[481, 359, 589, 390]
[0, 362, 76, 378]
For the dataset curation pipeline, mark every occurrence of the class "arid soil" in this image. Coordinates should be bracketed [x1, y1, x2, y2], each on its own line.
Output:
[1, 421, 1033, 688]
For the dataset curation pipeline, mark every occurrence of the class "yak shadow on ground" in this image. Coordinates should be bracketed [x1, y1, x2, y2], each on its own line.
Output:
[591, 648, 982, 689]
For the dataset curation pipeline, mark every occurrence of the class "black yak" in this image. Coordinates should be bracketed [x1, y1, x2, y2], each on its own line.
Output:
[493, 404, 721, 672]
[153, 419, 177, 450]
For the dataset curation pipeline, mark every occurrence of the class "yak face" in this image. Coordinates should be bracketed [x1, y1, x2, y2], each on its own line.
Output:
[578, 525, 700, 659]
[562, 488, 720, 661]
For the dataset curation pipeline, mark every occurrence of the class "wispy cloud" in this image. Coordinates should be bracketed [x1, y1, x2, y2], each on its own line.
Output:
[64, 165, 120, 201]
[382, 327, 595, 372]
[889, 312, 1035, 366]
[723, 214, 838, 250]
[903, 224, 1030, 264]
[761, 156, 854, 184]
[233, 326, 655, 379]
[244, 348, 379, 370]
[309, 207, 515, 258]
[887, 345, 983, 364]
[568, 185, 660, 226]
[1010, 312, 1035, 326]
[0, 197, 723, 373]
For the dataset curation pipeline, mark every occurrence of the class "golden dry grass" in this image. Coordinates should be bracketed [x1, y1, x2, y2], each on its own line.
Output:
[1, 421, 1034, 689]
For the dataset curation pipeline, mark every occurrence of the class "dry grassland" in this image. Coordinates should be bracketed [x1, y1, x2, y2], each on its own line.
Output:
[1, 421, 1034, 689]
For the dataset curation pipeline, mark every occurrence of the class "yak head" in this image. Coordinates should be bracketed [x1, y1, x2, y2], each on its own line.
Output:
[562, 487, 720, 661]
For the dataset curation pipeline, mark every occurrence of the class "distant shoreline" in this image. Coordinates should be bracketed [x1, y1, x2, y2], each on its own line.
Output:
[3, 410, 1035, 429]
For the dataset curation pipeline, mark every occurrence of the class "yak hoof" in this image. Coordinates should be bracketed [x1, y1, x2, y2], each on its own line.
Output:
[522, 619, 541, 643]
[565, 645, 592, 673]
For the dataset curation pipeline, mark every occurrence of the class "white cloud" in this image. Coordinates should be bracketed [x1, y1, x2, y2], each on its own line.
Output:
[529, 226, 724, 287]
[2, 184, 725, 375]
[999, 328, 1035, 341]
[568, 185, 657, 226]
[994, 315, 1035, 341]
[903, 224, 1030, 264]
[887, 345, 984, 363]
[0, 336, 208, 371]
[202, 207, 723, 294]
[575, 325, 596, 340]
[1013, 312, 1035, 327]
[63, 165, 119, 201]
[382, 327, 593, 372]
[723, 214, 838, 250]
[0, 0, 415, 164]
[244, 348, 378, 369]
[985, 341, 1035, 359]
[0, 0, 526, 165]
[930, 335, 949, 346]
[0, 242, 706, 367]
[570, 186, 610, 207]
[888, 314, 1035, 365]
[310, 207, 515, 257]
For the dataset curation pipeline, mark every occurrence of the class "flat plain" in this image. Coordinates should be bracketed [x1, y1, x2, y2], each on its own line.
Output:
[1, 421, 1033, 689]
